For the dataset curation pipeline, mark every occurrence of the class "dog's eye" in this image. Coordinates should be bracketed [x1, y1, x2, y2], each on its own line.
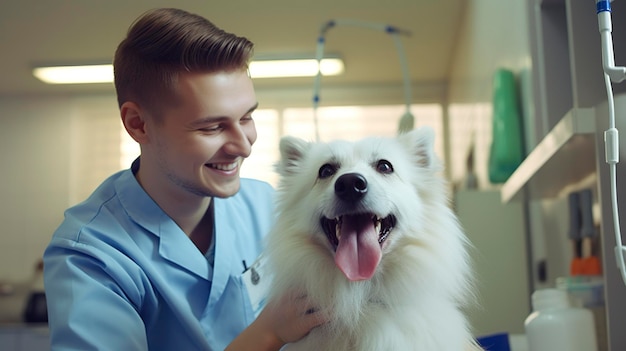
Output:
[376, 159, 394, 174]
[318, 163, 337, 179]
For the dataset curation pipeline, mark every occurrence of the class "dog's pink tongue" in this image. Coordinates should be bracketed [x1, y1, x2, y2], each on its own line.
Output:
[334, 214, 381, 281]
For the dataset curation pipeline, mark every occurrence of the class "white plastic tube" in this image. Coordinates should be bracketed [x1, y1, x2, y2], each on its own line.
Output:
[597, 0, 626, 285]
[598, 2, 626, 82]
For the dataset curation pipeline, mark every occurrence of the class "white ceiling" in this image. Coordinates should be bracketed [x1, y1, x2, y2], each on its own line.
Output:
[0, 0, 466, 96]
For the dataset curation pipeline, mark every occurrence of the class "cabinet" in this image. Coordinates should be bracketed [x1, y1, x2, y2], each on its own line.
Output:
[509, 1, 626, 350]
[0, 325, 49, 351]
[455, 190, 529, 336]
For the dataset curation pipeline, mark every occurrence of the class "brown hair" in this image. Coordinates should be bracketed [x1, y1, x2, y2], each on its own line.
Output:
[113, 8, 254, 114]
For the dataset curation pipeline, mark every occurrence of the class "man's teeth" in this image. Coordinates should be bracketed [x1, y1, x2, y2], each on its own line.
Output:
[210, 162, 238, 171]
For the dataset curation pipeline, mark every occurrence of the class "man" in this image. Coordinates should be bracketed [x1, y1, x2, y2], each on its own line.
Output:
[44, 8, 325, 350]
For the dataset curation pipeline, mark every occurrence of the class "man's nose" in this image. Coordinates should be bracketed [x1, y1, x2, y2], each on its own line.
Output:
[224, 124, 254, 157]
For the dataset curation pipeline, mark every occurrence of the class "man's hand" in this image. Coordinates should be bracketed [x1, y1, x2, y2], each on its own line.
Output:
[226, 290, 327, 351]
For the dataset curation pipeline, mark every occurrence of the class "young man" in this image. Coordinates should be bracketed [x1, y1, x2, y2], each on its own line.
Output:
[43, 8, 325, 350]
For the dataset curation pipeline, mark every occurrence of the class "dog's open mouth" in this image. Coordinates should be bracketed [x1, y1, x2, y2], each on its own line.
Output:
[321, 214, 396, 249]
[320, 214, 396, 281]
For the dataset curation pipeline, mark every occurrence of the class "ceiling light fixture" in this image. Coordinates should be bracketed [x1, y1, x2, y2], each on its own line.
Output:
[32, 58, 344, 84]
[249, 58, 344, 78]
[33, 64, 114, 84]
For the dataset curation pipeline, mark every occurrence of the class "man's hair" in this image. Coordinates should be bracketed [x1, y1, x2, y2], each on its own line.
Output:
[113, 8, 254, 114]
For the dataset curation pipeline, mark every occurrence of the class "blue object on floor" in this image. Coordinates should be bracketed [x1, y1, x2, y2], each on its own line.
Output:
[477, 332, 511, 351]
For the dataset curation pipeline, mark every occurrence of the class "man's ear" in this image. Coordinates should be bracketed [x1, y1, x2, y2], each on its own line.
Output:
[121, 101, 148, 144]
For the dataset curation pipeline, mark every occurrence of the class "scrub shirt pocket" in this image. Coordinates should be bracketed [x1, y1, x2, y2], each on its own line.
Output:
[241, 255, 272, 319]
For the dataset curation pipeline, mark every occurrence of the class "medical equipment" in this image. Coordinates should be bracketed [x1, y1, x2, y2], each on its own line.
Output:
[596, 0, 626, 285]
[312, 19, 413, 141]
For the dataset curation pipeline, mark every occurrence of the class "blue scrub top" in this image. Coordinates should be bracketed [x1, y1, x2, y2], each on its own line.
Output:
[43, 162, 275, 351]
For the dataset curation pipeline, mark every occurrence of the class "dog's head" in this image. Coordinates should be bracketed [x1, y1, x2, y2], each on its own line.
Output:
[274, 127, 444, 282]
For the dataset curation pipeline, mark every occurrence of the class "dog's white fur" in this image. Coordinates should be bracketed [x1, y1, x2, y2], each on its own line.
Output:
[265, 127, 481, 351]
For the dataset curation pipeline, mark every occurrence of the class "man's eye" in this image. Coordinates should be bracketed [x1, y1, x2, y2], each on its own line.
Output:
[199, 126, 221, 133]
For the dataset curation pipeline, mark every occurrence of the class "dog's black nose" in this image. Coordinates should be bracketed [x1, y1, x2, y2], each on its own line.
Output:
[335, 173, 368, 202]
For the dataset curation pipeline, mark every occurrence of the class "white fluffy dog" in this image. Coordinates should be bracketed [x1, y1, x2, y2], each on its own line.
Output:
[265, 127, 482, 351]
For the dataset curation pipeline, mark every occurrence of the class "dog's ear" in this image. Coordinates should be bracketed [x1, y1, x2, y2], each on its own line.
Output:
[398, 126, 439, 170]
[276, 136, 311, 175]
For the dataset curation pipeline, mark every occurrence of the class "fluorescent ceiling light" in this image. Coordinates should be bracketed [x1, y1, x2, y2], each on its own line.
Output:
[33, 64, 114, 84]
[33, 58, 344, 84]
[249, 58, 344, 78]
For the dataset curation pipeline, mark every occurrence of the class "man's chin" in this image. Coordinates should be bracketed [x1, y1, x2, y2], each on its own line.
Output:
[209, 180, 241, 199]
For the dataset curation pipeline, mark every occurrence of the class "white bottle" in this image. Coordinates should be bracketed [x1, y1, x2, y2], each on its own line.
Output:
[525, 288, 598, 351]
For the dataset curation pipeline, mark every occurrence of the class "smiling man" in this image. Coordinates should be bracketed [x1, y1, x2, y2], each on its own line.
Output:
[43, 8, 325, 351]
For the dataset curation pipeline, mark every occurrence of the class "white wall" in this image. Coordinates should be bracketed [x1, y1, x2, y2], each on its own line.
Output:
[448, 1, 531, 103]
[0, 95, 122, 283]
[0, 96, 72, 281]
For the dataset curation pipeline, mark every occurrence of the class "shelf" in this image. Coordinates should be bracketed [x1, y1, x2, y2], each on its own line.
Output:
[501, 107, 597, 203]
